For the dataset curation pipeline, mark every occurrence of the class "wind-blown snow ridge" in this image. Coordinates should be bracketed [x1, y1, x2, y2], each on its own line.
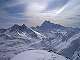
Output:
[24, 28, 47, 49]
[29, 28, 46, 39]
[11, 50, 69, 60]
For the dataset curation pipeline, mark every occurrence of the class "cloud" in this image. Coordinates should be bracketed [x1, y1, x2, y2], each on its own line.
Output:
[0, 0, 80, 28]
[24, 0, 70, 26]
[46, 0, 69, 11]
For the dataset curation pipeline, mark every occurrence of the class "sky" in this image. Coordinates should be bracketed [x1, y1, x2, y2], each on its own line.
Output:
[0, 0, 80, 28]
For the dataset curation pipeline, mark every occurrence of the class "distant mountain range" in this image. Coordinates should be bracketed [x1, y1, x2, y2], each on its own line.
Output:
[0, 21, 80, 60]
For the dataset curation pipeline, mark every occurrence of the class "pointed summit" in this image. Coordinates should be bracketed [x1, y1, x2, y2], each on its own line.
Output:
[8, 24, 20, 32]
[38, 20, 65, 31]
[10, 24, 20, 30]
[12, 24, 20, 28]
[20, 24, 28, 31]
[22, 24, 26, 28]
[42, 21, 53, 26]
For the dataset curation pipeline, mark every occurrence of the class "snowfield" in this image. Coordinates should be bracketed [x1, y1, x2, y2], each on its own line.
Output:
[11, 50, 69, 60]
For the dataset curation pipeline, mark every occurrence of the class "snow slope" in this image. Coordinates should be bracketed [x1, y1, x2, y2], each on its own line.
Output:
[11, 50, 69, 60]
[55, 33, 80, 52]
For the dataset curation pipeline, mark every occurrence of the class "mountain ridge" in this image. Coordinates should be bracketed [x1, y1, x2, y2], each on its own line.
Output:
[0, 21, 80, 60]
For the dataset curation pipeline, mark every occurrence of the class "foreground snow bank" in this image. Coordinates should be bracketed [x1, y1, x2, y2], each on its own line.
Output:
[11, 50, 69, 60]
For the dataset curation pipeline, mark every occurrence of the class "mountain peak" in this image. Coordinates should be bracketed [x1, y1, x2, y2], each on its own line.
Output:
[21, 24, 27, 28]
[22, 24, 26, 27]
[10, 24, 20, 29]
[41, 21, 54, 26]
[8, 24, 20, 32]
[41, 20, 64, 29]
[10, 24, 27, 30]
[43, 20, 51, 24]
[13, 24, 19, 27]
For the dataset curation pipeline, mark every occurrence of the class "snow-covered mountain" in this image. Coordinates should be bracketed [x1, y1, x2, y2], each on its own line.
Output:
[0, 24, 45, 60]
[0, 21, 80, 60]
[31, 21, 80, 60]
